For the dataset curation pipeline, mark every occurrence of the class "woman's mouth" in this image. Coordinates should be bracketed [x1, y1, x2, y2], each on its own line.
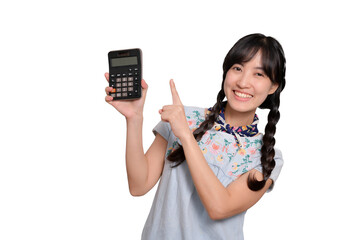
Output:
[234, 91, 253, 99]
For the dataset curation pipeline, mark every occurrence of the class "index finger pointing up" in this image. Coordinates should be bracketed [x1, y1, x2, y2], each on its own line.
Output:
[170, 79, 183, 105]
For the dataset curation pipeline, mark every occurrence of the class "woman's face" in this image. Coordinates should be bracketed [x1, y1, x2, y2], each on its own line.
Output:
[224, 52, 278, 116]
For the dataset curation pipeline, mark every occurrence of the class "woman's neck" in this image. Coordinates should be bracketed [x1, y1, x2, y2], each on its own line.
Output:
[224, 104, 256, 127]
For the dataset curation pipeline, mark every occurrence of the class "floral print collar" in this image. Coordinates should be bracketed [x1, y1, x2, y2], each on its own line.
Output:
[209, 102, 259, 146]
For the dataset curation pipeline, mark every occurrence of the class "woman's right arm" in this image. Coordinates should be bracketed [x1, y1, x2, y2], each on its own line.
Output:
[104, 73, 167, 196]
[125, 117, 167, 196]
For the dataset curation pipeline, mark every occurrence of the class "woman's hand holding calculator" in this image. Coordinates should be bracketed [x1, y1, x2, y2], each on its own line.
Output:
[104, 72, 148, 120]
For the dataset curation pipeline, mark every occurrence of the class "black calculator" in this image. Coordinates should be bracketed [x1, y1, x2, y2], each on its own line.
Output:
[108, 48, 142, 100]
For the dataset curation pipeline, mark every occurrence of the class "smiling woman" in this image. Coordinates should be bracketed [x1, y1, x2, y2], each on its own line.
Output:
[223, 54, 279, 127]
[105, 33, 286, 240]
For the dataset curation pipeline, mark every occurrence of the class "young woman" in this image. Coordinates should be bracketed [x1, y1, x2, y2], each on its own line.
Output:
[105, 33, 286, 240]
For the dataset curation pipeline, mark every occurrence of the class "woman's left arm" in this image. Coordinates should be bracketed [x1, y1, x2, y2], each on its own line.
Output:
[160, 80, 272, 220]
[180, 133, 272, 220]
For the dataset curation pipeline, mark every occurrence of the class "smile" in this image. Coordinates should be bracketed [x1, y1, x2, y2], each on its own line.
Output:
[234, 91, 253, 98]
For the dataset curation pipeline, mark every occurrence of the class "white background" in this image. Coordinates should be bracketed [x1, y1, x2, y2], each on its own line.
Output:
[1, 0, 359, 239]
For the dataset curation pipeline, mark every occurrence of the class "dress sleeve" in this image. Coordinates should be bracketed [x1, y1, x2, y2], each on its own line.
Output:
[254, 148, 284, 192]
[152, 120, 171, 141]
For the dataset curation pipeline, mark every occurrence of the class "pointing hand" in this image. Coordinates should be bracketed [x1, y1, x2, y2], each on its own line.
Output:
[159, 79, 191, 140]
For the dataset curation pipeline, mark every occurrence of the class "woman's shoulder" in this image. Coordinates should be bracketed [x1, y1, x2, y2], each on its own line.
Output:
[183, 105, 208, 130]
[183, 105, 208, 121]
[184, 105, 207, 116]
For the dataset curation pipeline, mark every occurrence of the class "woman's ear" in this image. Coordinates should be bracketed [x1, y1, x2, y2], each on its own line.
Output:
[269, 83, 279, 95]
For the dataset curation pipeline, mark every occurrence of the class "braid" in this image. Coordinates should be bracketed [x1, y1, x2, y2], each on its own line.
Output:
[167, 89, 225, 167]
[193, 89, 225, 140]
[247, 91, 281, 191]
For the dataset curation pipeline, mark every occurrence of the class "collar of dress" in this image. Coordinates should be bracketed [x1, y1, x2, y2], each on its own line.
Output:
[208, 101, 259, 146]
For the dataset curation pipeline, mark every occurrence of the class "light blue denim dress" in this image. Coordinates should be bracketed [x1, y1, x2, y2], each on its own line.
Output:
[142, 106, 283, 240]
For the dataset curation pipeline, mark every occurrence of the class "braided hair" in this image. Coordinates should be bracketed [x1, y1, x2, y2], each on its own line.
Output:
[167, 33, 286, 191]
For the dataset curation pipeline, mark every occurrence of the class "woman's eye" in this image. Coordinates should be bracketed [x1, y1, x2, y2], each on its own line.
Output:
[256, 73, 264, 77]
[234, 67, 242, 71]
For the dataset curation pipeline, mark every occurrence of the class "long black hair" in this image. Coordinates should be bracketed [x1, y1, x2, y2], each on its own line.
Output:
[167, 33, 286, 191]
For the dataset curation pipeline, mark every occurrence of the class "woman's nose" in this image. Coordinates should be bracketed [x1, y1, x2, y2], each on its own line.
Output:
[237, 72, 251, 88]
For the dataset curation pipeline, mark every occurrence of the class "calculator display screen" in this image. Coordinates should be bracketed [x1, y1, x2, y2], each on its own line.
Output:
[111, 56, 138, 67]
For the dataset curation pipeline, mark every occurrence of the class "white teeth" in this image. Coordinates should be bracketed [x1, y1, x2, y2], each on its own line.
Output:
[234, 91, 252, 98]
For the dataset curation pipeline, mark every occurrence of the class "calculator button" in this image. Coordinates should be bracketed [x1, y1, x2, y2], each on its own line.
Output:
[111, 88, 116, 93]
[116, 93, 121, 97]
[110, 93, 116, 97]
[122, 82, 127, 87]
[128, 77, 133, 81]
[116, 83, 121, 87]
[122, 87, 127, 92]
[110, 74, 115, 77]
[116, 73, 121, 77]
[116, 78, 121, 82]
[117, 88, 122, 92]
[128, 82, 133, 86]
[122, 92, 128, 97]
[122, 77, 127, 82]
[128, 87, 133, 91]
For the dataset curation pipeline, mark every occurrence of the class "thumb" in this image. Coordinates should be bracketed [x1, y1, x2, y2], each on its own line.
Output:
[170, 79, 182, 105]
[141, 79, 148, 96]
